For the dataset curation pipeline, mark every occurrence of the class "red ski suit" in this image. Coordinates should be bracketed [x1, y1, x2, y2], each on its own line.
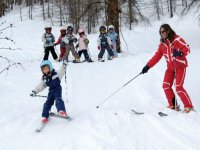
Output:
[147, 35, 193, 108]
[56, 35, 66, 59]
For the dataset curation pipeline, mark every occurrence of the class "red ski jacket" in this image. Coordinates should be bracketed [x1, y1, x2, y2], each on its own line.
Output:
[147, 35, 190, 70]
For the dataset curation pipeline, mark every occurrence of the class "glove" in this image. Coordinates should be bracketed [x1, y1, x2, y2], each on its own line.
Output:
[30, 91, 36, 97]
[110, 45, 113, 49]
[173, 49, 183, 57]
[74, 38, 78, 43]
[75, 44, 79, 49]
[98, 46, 101, 50]
[69, 39, 74, 44]
[142, 65, 150, 74]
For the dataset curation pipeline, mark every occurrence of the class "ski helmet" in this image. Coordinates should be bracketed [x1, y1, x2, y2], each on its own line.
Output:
[67, 26, 74, 32]
[99, 25, 106, 32]
[44, 24, 52, 30]
[60, 26, 67, 31]
[108, 25, 114, 30]
[40, 60, 53, 72]
[78, 27, 85, 34]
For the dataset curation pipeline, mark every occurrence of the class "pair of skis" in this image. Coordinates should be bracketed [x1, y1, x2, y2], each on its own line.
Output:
[35, 112, 72, 133]
[131, 109, 168, 117]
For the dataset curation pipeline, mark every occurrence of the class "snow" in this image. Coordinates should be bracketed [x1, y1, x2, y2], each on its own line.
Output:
[0, 7, 200, 150]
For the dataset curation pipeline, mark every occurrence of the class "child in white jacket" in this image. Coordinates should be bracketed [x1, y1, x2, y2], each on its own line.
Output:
[76, 27, 93, 62]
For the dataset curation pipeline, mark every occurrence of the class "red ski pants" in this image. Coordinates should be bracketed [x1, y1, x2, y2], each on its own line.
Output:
[162, 67, 193, 108]
[60, 47, 66, 59]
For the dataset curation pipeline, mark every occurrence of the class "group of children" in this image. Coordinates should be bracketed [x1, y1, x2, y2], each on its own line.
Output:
[41, 24, 119, 63]
[31, 24, 119, 125]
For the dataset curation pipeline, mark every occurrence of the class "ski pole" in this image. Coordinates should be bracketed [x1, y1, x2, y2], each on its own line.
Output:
[64, 62, 69, 103]
[35, 95, 47, 98]
[96, 72, 142, 108]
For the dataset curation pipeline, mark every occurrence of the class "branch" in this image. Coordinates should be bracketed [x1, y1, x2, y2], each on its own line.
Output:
[0, 56, 25, 75]
[0, 37, 15, 44]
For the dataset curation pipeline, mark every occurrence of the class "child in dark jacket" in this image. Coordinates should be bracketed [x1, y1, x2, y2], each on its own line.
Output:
[30, 60, 68, 124]
[97, 25, 114, 62]
[42, 25, 58, 61]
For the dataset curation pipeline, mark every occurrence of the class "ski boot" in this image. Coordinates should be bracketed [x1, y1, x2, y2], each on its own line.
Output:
[41, 117, 49, 124]
[183, 107, 194, 113]
[167, 105, 181, 111]
[59, 111, 68, 117]
[73, 58, 81, 63]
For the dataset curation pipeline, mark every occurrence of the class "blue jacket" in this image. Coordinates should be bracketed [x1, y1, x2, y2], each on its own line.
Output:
[33, 65, 66, 97]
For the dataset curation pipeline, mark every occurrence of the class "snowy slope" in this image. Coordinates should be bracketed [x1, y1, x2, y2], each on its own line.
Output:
[0, 7, 200, 150]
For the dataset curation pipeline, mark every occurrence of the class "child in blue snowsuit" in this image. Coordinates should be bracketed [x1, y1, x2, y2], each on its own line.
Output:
[97, 25, 114, 61]
[107, 25, 118, 59]
[30, 60, 67, 124]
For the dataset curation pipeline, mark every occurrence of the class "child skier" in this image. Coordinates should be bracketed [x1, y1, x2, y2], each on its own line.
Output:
[55, 26, 69, 61]
[107, 25, 119, 59]
[64, 26, 80, 63]
[76, 27, 93, 62]
[97, 25, 114, 62]
[42, 25, 58, 61]
[30, 60, 68, 124]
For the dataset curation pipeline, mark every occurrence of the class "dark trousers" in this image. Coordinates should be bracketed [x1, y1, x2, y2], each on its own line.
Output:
[42, 93, 66, 118]
[98, 45, 114, 59]
[43, 46, 58, 60]
[78, 49, 90, 60]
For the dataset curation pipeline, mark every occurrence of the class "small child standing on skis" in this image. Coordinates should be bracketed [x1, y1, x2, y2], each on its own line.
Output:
[42, 25, 58, 61]
[30, 60, 68, 124]
[76, 27, 93, 62]
[55, 26, 69, 61]
[64, 26, 80, 63]
[97, 25, 114, 62]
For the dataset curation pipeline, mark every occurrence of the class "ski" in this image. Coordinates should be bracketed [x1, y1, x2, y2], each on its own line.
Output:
[131, 109, 144, 115]
[158, 112, 168, 117]
[35, 119, 49, 133]
[49, 112, 72, 120]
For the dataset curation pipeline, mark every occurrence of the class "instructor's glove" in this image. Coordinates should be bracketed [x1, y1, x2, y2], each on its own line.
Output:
[30, 91, 36, 97]
[142, 65, 150, 74]
[173, 49, 183, 57]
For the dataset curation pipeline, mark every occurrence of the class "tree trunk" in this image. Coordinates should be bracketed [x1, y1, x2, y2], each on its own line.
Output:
[107, 0, 121, 52]
[169, 0, 173, 18]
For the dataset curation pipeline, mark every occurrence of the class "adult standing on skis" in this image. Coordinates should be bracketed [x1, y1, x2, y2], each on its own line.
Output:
[107, 25, 119, 59]
[42, 25, 58, 61]
[141, 24, 193, 113]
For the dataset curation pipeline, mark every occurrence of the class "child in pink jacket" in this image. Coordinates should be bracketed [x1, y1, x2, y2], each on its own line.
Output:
[76, 27, 93, 62]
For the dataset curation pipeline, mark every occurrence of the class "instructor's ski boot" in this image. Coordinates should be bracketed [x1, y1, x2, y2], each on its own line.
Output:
[167, 105, 181, 111]
[183, 107, 194, 113]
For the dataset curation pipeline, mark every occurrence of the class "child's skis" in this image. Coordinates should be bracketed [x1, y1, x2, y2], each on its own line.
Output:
[35, 119, 50, 133]
[49, 112, 72, 120]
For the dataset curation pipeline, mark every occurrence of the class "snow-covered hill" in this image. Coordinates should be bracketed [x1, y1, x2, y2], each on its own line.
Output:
[0, 7, 200, 150]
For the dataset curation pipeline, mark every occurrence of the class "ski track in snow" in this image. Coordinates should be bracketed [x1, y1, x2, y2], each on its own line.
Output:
[0, 7, 200, 150]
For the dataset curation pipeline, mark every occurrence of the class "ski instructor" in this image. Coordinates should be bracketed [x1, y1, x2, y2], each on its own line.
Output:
[141, 24, 193, 113]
